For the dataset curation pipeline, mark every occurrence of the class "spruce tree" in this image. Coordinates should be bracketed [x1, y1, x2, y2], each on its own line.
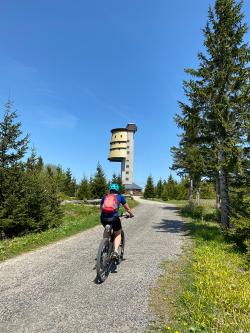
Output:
[197, 0, 249, 227]
[144, 175, 155, 199]
[111, 173, 125, 193]
[171, 84, 206, 203]
[63, 168, 77, 197]
[0, 101, 62, 237]
[0, 101, 29, 231]
[27, 147, 39, 171]
[37, 156, 44, 171]
[0, 100, 29, 170]
[91, 162, 108, 198]
[161, 175, 179, 201]
[77, 176, 91, 200]
[155, 178, 164, 198]
[172, 0, 249, 228]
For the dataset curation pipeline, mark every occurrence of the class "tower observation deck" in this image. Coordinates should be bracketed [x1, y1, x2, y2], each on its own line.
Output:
[108, 123, 142, 194]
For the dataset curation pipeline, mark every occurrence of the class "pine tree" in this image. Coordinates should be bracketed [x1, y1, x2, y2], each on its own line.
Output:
[63, 168, 77, 197]
[91, 162, 108, 198]
[0, 100, 29, 170]
[144, 175, 155, 199]
[171, 82, 206, 203]
[0, 101, 62, 237]
[0, 101, 29, 203]
[197, 0, 249, 227]
[27, 147, 39, 171]
[111, 173, 125, 193]
[0, 100, 29, 210]
[172, 0, 250, 228]
[161, 175, 179, 201]
[155, 178, 164, 198]
[77, 176, 91, 200]
[37, 156, 44, 171]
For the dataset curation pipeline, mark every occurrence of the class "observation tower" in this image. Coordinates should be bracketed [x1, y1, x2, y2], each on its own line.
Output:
[108, 123, 142, 194]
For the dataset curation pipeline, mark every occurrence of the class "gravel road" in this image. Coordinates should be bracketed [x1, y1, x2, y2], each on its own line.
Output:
[0, 198, 186, 333]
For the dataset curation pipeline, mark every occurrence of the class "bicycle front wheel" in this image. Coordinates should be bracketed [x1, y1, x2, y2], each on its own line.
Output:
[96, 238, 111, 282]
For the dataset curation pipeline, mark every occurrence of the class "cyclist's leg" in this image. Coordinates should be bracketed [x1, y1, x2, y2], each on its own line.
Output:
[112, 217, 122, 253]
[100, 215, 109, 239]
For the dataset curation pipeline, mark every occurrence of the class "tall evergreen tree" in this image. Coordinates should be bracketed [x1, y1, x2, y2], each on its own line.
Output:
[144, 175, 155, 199]
[198, 0, 249, 227]
[155, 178, 164, 198]
[91, 162, 108, 198]
[172, 0, 250, 228]
[27, 147, 39, 171]
[63, 168, 77, 197]
[0, 101, 61, 237]
[77, 176, 91, 200]
[161, 174, 179, 201]
[111, 173, 125, 194]
[0, 100, 29, 170]
[37, 156, 44, 171]
[0, 100, 29, 205]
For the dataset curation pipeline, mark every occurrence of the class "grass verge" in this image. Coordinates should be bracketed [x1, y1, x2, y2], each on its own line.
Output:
[143, 198, 215, 208]
[150, 211, 250, 333]
[0, 204, 99, 262]
[0, 198, 139, 262]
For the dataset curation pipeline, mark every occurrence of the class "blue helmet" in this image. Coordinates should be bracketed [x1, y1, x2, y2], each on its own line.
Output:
[109, 183, 119, 192]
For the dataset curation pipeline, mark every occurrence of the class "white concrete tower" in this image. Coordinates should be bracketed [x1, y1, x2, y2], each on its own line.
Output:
[121, 123, 137, 185]
[108, 123, 139, 191]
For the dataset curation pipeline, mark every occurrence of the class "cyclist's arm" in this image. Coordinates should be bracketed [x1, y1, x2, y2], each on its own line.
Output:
[100, 197, 104, 212]
[123, 203, 134, 217]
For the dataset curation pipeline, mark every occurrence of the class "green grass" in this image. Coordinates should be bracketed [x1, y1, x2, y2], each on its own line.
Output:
[0, 198, 139, 262]
[0, 204, 99, 262]
[120, 197, 139, 212]
[150, 207, 250, 333]
[144, 198, 216, 208]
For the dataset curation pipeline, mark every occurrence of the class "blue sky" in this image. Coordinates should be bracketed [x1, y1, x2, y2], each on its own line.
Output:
[0, 0, 249, 187]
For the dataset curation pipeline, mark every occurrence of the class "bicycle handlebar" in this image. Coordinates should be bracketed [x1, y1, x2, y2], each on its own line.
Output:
[120, 213, 134, 219]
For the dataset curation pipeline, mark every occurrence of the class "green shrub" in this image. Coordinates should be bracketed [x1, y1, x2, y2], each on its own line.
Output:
[181, 203, 205, 219]
[0, 170, 62, 238]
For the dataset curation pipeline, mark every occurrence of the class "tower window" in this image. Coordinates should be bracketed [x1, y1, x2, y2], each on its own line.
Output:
[126, 177, 129, 181]
[126, 165, 129, 168]
[126, 171, 129, 174]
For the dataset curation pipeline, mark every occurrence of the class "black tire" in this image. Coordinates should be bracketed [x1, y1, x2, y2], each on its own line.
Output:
[118, 230, 125, 262]
[96, 238, 112, 282]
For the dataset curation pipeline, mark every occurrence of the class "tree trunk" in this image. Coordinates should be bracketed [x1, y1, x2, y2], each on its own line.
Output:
[189, 179, 193, 203]
[215, 174, 220, 209]
[219, 169, 229, 228]
[195, 188, 200, 206]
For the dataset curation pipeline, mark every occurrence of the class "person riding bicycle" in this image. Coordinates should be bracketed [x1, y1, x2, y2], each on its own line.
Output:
[100, 183, 134, 261]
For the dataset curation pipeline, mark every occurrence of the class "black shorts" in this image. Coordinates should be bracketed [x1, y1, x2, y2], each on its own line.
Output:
[100, 215, 121, 232]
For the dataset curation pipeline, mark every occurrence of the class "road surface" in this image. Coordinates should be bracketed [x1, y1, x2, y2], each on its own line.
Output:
[0, 198, 186, 333]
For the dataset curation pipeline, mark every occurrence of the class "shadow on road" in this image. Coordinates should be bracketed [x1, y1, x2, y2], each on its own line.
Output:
[161, 206, 180, 211]
[153, 219, 183, 234]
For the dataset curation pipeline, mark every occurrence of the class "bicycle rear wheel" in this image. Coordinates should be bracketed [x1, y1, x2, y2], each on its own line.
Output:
[96, 238, 112, 282]
[118, 230, 125, 263]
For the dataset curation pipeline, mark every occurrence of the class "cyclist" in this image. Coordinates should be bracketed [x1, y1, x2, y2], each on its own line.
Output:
[100, 183, 134, 260]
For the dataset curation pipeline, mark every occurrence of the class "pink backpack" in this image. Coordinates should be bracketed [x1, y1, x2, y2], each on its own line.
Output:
[102, 194, 119, 214]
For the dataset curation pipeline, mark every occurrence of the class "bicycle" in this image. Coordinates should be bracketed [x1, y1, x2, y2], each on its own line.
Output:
[96, 215, 130, 283]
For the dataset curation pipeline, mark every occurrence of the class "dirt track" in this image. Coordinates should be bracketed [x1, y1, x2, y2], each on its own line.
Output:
[0, 198, 186, 333]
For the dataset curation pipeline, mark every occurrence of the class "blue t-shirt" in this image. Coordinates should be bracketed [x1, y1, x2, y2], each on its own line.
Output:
[100, 193, 126, 217]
